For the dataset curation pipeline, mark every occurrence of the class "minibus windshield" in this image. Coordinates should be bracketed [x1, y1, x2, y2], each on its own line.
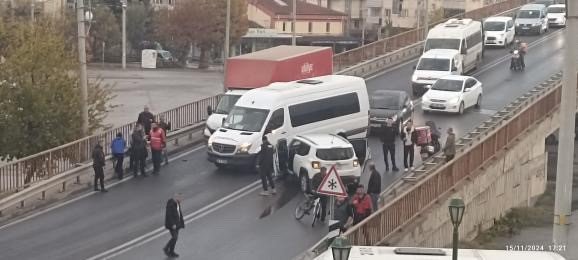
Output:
[214, 94, 242, 114]
[224, 106, 269, 132]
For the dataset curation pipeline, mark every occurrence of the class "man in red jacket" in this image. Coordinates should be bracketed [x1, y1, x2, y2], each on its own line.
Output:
[149, 122, 166, 174]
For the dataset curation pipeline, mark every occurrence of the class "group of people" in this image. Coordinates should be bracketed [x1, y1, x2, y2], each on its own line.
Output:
[91, 106, 171, 192]
[380, 117, 457, 174]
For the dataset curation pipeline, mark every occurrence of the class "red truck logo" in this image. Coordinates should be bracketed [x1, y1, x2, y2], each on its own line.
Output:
[301, 62, 314, 75]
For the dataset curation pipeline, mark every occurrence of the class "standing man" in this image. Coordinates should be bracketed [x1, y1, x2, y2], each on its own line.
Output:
[131, 125, 148, 177]
[137, 105, 154, 139]
[164, 192, 185, 258]
[351, 184, 372, 225]
[111, 133, 126, 180]
[92, 141, 107, 192]
[366, 163, 382, 210]
[401, 120, 418, 172]
[310, 167, 329, 222]
[150, 122, 166, 174]
[443, 127, 456, 162]
[159, 116, 172, 165]
[380, 117, 399, 172]
[258, 136, 276, 196]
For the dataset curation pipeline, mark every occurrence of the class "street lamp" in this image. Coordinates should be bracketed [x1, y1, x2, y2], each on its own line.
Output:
[330, 236, 352, 260]
[448, 198, 465, 260]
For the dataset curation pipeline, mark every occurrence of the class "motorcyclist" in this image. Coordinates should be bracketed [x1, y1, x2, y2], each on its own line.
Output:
[511, 39, 527, 69]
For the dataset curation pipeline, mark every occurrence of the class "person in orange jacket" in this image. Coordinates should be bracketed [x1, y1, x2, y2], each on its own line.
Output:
[149, 122, 166, 174]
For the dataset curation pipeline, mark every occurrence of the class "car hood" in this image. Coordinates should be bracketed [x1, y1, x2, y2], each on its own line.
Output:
[370, 108, 401, 119]
[412, 70, 450, 81]
[209, 128, 261, 152]
[516, 18, 541, 24]
[485, 30, 506, 37]
[424, 90, 462, 101]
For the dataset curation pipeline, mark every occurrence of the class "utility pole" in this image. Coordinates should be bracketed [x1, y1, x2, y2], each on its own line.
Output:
[76, 0, 89, 135]
[30, 0, 35, 24]
[122, 0, 127, 69]
[292, 0, 296, 45]
[424, 0, 429, 40]
[223, 0, 231, 92]
[416, 1, 420, 39]
[553, 0, 577, 250]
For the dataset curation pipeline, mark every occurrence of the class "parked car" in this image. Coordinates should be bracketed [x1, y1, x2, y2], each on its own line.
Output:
[285, 134, 368, 193]
[483, 16, 516, 48]
[369, 90, 413, 134]
[421, 75, 483, 115]
[547, 4, 566, 27]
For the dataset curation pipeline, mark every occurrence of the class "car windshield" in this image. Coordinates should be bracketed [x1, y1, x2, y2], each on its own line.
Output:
[484, 21, 505, 31]
[424, 39, 461, 51]
[214, 94, 242, 114]
[417, 58, 450, 71]
[431, 79, 464, 92]
[548, 7, 565, 13]
[316, 147, 354, 161]
[517, 10, 540, 18]
[370, 95, 401, 109]
[223, 106, 269, 132]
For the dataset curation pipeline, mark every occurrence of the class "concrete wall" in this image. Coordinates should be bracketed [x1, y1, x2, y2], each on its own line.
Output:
[385, 111, 559, 247]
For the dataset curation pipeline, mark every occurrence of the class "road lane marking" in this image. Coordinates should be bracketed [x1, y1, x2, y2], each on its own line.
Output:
[0, 145, 207, 231]
[87, 180, 262, 260]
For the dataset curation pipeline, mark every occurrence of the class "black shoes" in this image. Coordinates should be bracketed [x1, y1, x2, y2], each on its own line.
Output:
[163, 247, 179, 258]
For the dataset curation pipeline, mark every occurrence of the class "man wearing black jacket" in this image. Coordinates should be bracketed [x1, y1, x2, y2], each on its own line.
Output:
[164, 193, 185, 258]
[381, 118, 399, 172]
[366, 163, 382, 210]
[92, 141, 107, 192]
[137, 106, 154, 139]
[258, 136, 276, 196]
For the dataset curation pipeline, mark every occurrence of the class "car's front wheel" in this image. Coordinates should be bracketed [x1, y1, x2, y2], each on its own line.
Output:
[458, 102, 465, 115]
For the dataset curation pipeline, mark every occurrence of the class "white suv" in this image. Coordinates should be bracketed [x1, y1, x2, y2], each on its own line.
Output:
[285, 134, 367, 193]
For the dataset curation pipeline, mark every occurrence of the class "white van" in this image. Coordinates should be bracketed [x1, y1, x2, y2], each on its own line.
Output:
[424, 18, 484, 74]
[314, 246, 566, 260]
[515, 4, 549, 35]
[207, 75, 370, 169]
[547, 4, 566, 27]
[483, 16, 516, 48]
[411, 49, 461, 96]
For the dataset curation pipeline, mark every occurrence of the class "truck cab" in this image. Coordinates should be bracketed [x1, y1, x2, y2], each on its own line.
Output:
[205, 90, 247, 137]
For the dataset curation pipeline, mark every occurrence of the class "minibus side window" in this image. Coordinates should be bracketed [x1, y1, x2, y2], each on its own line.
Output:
[265, 108, 284, 133]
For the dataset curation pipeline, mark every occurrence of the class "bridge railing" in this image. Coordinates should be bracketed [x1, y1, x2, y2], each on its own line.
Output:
[332, 0, 530, 72]
[0, 95, 220, 194]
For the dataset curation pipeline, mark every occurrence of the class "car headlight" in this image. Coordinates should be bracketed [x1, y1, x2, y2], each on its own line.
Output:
[312, 161, 321, 169]
[422, 95, 430, 102]
[411, 74, 418, 82]
[390, 114, 398, 122]
[238, 143, 252, 153]
[515, 22, 519, 26]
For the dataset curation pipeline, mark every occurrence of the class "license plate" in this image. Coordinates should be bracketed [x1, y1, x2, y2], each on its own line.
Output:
[216, 159, 227, 164]
[370, 123, 381, 127]
[486, 41, 494, 43]
[522, 27, 529, 30]
[431, 104, 445, 109]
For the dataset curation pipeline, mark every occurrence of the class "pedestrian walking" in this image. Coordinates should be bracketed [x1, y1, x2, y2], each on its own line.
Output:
[310, 167, 329, 222]
[159, 116, 172, 165]
[366, 163, 382, 210]
[92, 141, 107, 192]
[380, 118, 399, 172]
[351, 184, 372, 225]
[444, 127, 456, 162]
[111, 133, 126, 180]
[137, 105, 154, 139]
[131, 125, 148, 177]
[164, 192, 185, 258]
[150, 122, 166, 174]
[401, 120, 418, 172]
[258, 135, 276, 196]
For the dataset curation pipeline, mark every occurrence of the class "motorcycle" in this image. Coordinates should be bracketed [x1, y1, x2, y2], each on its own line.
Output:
[510, 50, 524, 71]
[416, 121, 442, 160]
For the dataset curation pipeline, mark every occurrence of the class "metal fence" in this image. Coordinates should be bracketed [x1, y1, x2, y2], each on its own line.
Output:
[0, 95, 220, 194]
[332, 0, 530, 72]
[340, 72, 563, 246]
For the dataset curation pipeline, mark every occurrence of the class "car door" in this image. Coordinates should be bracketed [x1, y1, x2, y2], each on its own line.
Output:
[401, 94, 413, 122]
[293, 142, 311, 175]
[463, 79, 476, 107]
[288, 139, 302, 174]
[348, 138, 369, 167]
[506, 20, 515, 44]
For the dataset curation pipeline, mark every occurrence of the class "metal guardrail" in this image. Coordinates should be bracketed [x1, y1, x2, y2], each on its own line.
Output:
[0, 95, 220, 195]
[303, 72, 564, 257]
[332, 0, 531, 72]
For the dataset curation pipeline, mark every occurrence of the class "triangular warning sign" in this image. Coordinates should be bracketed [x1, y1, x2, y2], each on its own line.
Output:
[316, 165, 347, 197]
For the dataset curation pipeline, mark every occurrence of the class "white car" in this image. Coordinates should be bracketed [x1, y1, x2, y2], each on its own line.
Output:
[483, 16, 515, 48]
[285, 134, 366, 193]
[547, 4, 566, 27]
[421, 75, 483, 114]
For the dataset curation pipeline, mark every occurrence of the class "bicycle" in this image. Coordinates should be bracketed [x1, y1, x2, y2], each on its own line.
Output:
[294, 193, 321, 227]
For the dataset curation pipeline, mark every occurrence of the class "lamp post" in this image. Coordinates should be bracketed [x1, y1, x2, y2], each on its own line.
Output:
[121, 0, 127, 69]
[223, 0, 231, 92]
[448, 198, 465, 260]
[330, 236, 352, 260]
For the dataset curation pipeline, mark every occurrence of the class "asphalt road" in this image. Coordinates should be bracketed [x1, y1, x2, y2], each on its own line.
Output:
[0, 28, 565, 260]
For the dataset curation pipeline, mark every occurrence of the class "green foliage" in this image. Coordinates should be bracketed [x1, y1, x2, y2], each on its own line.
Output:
[90, 5, 122, 62]
[0, 20, 115, 160]
[126, 3, 150, 50]
[154, 0, 249, 68]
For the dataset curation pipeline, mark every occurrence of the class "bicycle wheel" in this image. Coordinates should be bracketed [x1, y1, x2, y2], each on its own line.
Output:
[311, 199, 320, 227]
[294, 200, 310, 220]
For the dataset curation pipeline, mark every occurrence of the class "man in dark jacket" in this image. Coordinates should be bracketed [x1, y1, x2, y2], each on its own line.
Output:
[366, 163, 382, 210]
[310, 167, 328, 222]
[111, 133, 126, 180]
[164, 192, 185, 258]
[92, 141, 107, 192]
[381, 117, 399, 172]
[258, 136, 276, 196]
[137, 105, 154, 139]
[131, 125, 148, 177]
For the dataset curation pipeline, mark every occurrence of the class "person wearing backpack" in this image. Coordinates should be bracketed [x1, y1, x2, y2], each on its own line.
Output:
[352, 184, 373, 224]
